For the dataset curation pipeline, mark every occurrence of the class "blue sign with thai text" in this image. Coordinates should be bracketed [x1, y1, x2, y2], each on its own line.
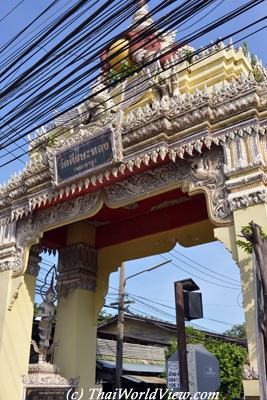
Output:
[56, 129, 114, 184]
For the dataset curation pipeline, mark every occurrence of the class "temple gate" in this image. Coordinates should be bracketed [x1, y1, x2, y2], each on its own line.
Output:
[0, 2, 266, 399]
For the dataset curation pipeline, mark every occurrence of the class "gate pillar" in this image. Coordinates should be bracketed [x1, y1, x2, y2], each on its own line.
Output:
[54, 222, 99, 391]
[215, 203, 267, 399]
[0, 246, 41, 400]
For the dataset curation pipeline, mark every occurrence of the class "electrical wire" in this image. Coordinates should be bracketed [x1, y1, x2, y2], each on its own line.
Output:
[0, 0, 116, 80]
[0, 0, 93, 79]
[109, 290, 241, 308]
[169, 249, 241, 286]
[0, 0, 220, 155]
[0, 16, 265, 166]
[0, 0, 245, 123]
[2, 22, 266, 152]
[0, 0, 193, 77]
[170, 247, 241, 284]
[36, 257, 241, 332]
[3, 0, 262, 107]
[0, 0, 25, 24]
[160, 254, 243, 290]
[37, 264, 245, 333]
[0, 0, 77, 58]
[36, 260, 243, 329]
[129, 295, 239, 327]
[0, 0, 260, 131]
[108, 285, 243, 327]
[0, 0, 149, 89]
[178, 0, 225, 34]
[160, 254, 241, 290]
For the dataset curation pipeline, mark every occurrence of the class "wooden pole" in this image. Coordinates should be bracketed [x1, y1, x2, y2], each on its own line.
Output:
[174, 281, 189, 392]
[115, 263, 125, 390]
[113, 261, 171, 390]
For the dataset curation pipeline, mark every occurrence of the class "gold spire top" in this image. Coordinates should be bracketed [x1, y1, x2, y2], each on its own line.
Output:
[132, 0, 153, 28]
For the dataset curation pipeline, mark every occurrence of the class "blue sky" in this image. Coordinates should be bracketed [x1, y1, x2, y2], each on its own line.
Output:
[1, 0, 267, 333]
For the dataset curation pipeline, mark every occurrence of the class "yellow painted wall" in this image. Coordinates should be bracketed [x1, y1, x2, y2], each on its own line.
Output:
[0, 273, 36, 400]
[0, 270, 12, 346]
[54, 220, 97, 389]
[66, 220, 96, 246]
[234, 204, 267, 370]
[215, 219, 258, 370]
[53, 289, 97, 390]
[122, 46, 251, 113]
[215, 204, 267, 399]
[178, 47, 251, 94]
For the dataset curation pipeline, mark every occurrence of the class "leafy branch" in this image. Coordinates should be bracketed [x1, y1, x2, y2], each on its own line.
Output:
[108, 60, 140, 83]
[181, 48, 194, 64]
[242, 41, 264, 83]
[236, 224, 267, 254]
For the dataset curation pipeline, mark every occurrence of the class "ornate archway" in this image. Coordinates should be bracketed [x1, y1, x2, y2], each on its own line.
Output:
[0, 2, 266, 398]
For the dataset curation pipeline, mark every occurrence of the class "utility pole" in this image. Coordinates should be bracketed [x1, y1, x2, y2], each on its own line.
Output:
[112, 259, 172, 390]
[115, 262, 125, 390]
[174, 281, 189, 392]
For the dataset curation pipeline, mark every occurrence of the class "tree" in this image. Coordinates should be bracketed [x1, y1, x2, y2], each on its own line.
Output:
[166, 326, 247, 400]
[224, 323, 247, 339]
[237, 222, 267, 370]
[97, 310, 113, 323]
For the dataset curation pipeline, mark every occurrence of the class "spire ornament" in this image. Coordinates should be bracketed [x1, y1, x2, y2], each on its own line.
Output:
[132, 0, 153, 28]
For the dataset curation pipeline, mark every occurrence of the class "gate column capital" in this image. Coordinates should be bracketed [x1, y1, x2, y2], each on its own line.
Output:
[26, 245, 42, 277]
[58, 242, 97, 296]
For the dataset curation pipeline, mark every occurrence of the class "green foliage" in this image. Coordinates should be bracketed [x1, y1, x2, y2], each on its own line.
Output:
[251, 54, 258, 68]
[185, 325, 206, 342]
[252, 65, 264, 83]
[108, 60, 140, 84]
[235, 239, 253, 254]
[47, 128, 63, 147]
[165, 326, 206, 359]
[251, 54, 264, 82]
[224, 323, 246, 339]
[181, 48, 194, 64]
[242, 41, 248, 57]
[166, 326, 247, 400]
[236, 224, 267, 254]
[206, 340, 246, 400]
[97, 310, 113, 323]
[241, 42, 264, 83]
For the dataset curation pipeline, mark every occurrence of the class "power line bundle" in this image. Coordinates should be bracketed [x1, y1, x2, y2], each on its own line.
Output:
[0, 0, 266, 169]
[0, 0, 218, 127]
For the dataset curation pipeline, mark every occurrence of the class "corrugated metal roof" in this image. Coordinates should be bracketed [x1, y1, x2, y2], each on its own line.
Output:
[97, 360, 164, 374]
[97, 338, 165, 362]
[123, 375, 166, 384]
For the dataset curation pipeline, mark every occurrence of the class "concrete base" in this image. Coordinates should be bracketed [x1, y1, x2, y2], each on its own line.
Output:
[243, 380, 260, 399]
[22, 362, 79, 399]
